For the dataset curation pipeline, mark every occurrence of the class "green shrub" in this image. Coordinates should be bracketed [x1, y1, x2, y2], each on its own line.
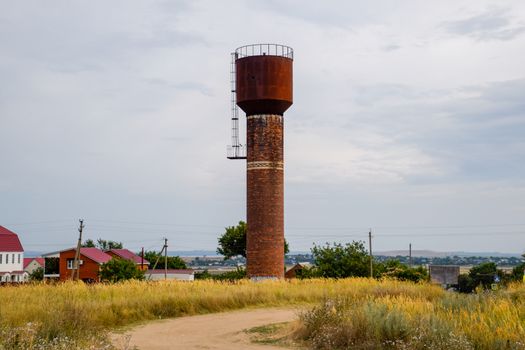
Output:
[99, 258, 145, 282]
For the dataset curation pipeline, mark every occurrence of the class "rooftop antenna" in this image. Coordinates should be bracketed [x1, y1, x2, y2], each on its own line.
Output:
[227, 52, 246, 159]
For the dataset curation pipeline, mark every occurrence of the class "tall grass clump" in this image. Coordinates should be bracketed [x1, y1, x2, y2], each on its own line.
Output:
[294, 282, 525, 350]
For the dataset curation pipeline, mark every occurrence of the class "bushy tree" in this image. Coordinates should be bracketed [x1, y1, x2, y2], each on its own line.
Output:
[511, 263, 525, 282]
[469, 262, 498, 289]
[377, 260, 428, 282]
[82, 238, 123, 250]
[511, 253, 525, 282]
[217, 220, 289, 260]
[143, 251, 187, 269]
[212, 267, 247, 281]
[29, 267, 44, 281]
[458, 262, 511, 293]
[99, 258, 144, 282]
[217, 221, 247, 259]
[458, 273, 475, 293]
[194, 270, 213, 280]
[82, 239, 96, 248]
[310, 241, 370, 278]
[44, 257, 59, 275]
[194, 267, 247, 281]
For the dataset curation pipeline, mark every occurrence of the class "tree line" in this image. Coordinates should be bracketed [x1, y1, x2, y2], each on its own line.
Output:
[215, 221, 525, 290]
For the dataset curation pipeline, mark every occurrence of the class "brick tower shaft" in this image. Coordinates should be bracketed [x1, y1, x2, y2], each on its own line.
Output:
[246, 114, 284, 278]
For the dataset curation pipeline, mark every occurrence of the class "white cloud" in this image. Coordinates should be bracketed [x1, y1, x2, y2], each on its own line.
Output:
[1, 0, 524, 252]
[287, 127, 444, 185]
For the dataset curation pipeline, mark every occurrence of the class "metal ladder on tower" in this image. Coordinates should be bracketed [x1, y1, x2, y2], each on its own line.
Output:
[227, 52, 246, 160]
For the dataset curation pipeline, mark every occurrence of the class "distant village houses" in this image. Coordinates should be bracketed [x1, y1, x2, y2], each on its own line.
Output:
[0, 226, 28, 283]
[42, 247, 193, 282]
[1, 224, 194, 283]
[42, 247, 147, 282]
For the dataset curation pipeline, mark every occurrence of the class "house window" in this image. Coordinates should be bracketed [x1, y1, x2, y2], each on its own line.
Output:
[6, 254, 8, 264]
[0, 254, 2, 264]
[12, 254, 15, 264]
[18, 254, 20, 264]
[67, 259, 84, 269]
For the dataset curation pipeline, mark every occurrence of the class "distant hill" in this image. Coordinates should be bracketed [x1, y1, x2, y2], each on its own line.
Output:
[24, 251, 46, 258]
[168, 250, 220, 257]
[376, 250, 445, 257]
[375, 250, 522, 258]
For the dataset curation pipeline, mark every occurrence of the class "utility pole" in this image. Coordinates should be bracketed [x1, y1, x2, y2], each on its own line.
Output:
[72, 219, 84, 281]
[164, 238, 168, 280]
[147, 243, 164, 280]
[409, 243, 412, 267]
[141, 247, 144, 270]
[369, 229, 373, 278]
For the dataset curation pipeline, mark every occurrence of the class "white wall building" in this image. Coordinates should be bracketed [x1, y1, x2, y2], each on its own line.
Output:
[146, 269, 194, 281]
[0, 226, 27, 282]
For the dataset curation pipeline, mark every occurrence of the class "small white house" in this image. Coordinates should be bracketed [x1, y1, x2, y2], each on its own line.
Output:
[146, 269, 194, 281]
[24, 257, 45, 275]
[0, 226, 27, 283]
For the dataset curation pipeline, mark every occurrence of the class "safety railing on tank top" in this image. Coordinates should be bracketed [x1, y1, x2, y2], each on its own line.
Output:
[235, 44, 293, 60]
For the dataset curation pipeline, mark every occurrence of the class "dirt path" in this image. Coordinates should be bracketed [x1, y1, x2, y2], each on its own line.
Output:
[112, 307, 301, 350]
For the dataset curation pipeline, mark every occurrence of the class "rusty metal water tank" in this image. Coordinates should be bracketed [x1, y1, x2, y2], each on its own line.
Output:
[235, 44, 293, 116]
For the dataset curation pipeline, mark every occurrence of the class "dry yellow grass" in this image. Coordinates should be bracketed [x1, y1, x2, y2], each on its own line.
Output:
[295, 282, 525, 349]
[0, 279, 523, 349]
[0, 279, 438, 349]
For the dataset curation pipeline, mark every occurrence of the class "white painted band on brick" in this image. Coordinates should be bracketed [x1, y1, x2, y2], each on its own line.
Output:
[247, 161, 284, 171]
[246, 114, 283, 120]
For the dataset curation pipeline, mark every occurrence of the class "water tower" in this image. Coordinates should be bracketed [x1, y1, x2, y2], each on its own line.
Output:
[227, 44, 293, 279]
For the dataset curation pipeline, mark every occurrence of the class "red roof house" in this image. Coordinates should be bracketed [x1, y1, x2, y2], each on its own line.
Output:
[23, 257, 45, 269]
[0, 226, 24, 252]
[78, 248, 113, 264]
[0, 226, 27, 282]
[42, 247, 113, 282]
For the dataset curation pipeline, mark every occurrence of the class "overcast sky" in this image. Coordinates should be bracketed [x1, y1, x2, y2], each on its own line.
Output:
[1, 1, 524, 255]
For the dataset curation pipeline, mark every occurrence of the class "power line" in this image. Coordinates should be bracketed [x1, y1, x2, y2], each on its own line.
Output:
[286, 223, 525, 231]
[88, 220, 224, 228]
[20, 230, 525, 248]
[8, 219, 525, 231]
[3, 220, 75, 226]
[374, 231, 525, 237]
